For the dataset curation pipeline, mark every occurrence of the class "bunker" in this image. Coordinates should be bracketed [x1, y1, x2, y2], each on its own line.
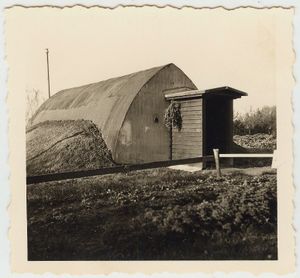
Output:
[31, 63, 247, 164]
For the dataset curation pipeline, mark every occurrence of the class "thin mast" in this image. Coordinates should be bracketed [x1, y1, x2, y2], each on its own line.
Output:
[46, 48, 51, 98]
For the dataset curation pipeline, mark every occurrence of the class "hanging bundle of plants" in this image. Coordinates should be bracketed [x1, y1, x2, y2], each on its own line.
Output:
[164, 102, 182, 130]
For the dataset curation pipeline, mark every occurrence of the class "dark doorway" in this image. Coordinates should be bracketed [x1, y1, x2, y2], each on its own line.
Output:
[203, 96, 233, 155]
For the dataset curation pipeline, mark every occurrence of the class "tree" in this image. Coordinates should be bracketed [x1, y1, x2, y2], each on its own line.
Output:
[233, 106, 276, 135]
[26, 89, 46, 127]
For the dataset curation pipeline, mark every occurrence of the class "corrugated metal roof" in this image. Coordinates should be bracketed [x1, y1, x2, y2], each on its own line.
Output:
[36, 65, 167, 111]
[31, 63, 174, 154]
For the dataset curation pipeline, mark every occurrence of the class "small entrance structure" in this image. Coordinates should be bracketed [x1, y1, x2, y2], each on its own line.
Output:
[165, 87, 247, 165]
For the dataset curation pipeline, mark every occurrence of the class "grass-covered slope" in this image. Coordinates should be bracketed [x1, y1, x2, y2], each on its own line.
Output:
[233, 133, 276, 153]
[27, 168, 277, 260]
[232, 133, 276, 167]
[26, 120, 115, 176]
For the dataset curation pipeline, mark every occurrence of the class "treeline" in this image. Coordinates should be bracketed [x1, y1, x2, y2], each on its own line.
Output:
[233, 106, 276, 135]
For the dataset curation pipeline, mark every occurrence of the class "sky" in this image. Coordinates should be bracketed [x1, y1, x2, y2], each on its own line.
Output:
[5, 6, 294, 114]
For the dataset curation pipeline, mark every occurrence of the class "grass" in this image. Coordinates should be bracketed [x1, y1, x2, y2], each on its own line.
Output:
[26, 123, 277, 260]
[233, 133, 276, 153]
[232, 133, 276, 168]
[26, 120, 115, 175]
[27, 168, 277, 261]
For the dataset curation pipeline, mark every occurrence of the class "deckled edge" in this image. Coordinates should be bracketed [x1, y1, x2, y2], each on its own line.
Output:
[2, 3, 297, 278]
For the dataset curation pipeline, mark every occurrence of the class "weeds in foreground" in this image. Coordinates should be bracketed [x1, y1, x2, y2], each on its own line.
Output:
[27, 168, 277, 260]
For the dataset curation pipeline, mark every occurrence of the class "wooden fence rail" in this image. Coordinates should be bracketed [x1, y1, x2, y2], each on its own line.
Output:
[219, 153, 274, 158]
[26, 155, 214, 185]
[213, 148, 275, 178]
[27, 150, 275, 184]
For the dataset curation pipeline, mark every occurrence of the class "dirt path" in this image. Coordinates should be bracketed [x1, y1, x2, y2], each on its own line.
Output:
[169, 163, 276, 176]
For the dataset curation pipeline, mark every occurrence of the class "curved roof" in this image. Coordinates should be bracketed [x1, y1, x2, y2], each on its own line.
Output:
[36, 65, 167, 112]
[32, 63, 186, 154]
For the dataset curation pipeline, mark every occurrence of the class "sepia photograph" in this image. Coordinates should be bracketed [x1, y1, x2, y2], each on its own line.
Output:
[25, 64, 277, 260]
[4, 4, 295, 274]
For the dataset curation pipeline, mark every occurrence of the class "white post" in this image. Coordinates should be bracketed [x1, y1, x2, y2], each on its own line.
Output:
[271, 150, 277, 169]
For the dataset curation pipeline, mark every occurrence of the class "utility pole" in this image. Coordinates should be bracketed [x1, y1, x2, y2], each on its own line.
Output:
[46, 48, 51, 98]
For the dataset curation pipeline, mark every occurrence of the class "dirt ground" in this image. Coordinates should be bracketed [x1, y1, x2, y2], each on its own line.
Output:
[169, 163, 275, 176]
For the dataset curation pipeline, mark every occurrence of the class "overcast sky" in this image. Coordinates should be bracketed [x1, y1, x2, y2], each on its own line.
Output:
[5, 6, 293, 114]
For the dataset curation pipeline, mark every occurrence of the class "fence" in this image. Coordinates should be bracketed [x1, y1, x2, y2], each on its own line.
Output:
[26, 156, 214, 184]
[26, 150, 275, 184]
[213, 149, 275, 178]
